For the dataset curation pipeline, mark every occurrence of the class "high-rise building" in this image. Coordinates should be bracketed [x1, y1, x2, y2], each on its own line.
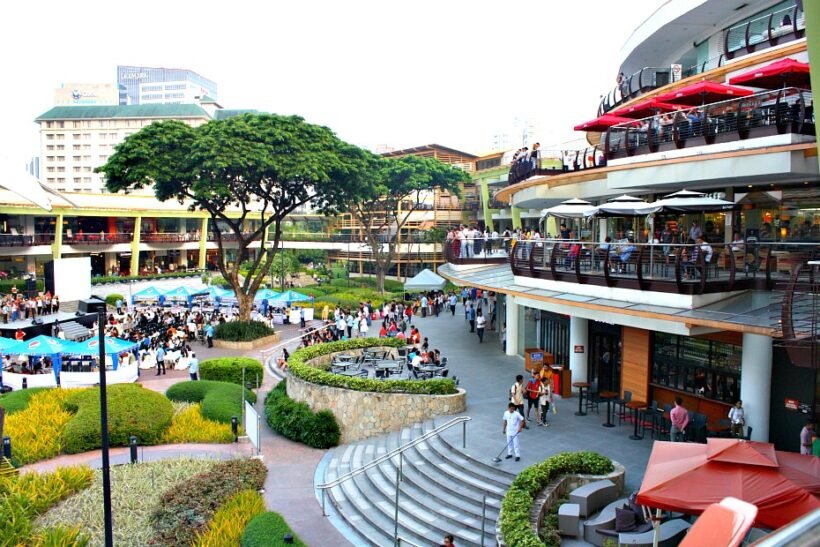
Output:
[117, 65, 217, 105]
[490, 117, 539, 152]
[54, 83, 119, 106]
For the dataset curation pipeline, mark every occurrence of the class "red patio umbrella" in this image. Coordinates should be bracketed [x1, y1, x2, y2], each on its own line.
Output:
[573, 114, 637, 132]
[637, 438, 820, 530]
[728, 58, 811, 89]
[656, 81, 754, 106]
[610, 98, 686, 119]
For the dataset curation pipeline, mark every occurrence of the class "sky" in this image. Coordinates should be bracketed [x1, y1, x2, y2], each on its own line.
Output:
[1, 0, 661, 169]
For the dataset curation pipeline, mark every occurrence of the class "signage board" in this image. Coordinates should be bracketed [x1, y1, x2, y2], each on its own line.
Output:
[574, 345, 585, 353]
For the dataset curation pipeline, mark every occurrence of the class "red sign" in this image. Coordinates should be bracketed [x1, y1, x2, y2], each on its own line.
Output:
[28, 340, 40, 349]
[785, 398, 799, 411]
[574, 345, 584, 353]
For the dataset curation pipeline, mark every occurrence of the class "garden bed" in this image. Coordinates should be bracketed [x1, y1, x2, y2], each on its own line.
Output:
[214, 332, 280, 351]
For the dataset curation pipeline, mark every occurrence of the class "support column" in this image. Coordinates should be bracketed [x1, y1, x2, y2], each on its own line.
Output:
[511, 206, 522, 230]
[599, 218, 608, 242]
[198, 217, 208, 270]
[740, 333, 773, 442]
[130, 216, 141, 277]
[504, 295, 519, 357]
[51, 213, 63, 260]
[480, 180, 494, 231]
[569, 316, 589, 391]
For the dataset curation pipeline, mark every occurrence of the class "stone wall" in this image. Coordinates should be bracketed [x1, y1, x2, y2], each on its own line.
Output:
[213, 333, 280, 351]
[286, 375, 466, 444]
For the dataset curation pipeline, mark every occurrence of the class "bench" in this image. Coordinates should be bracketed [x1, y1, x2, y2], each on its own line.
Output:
[582, 497, 628, 546]
[558, 503, 580, 537]
[569, 479, 618, 518]
[618, 518, 691, 547]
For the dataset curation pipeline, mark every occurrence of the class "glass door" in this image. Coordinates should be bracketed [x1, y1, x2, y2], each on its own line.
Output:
[588, 323, 621, 392]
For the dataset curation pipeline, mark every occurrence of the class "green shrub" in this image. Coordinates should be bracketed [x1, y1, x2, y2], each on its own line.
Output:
[199, 357, 264, 388]
[0, 279, 44, 294]
[241, 511, 307, 547]
[63, 384, 174, 454]
[499, 452, 613, 547]
[104, 293, 124, 307]
[288, 338, 457, 395]
[264, 381, 341, 449]
[149, 458, 267, 546]
[90, 271, 200, 285]
[193, 489, 266, 547]
[214, 321, 275, 342]
[210, 275, 231, 288]
[166, 380, 256, 423]
[0, 387, 53, 414]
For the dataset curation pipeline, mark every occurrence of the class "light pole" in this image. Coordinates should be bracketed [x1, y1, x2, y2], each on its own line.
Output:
[280, 240, 285, 292]
[96, 309, 114, 547]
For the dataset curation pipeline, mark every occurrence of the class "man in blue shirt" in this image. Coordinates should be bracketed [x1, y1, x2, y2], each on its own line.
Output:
[188, 352, 199, 381]
[205, 323, 214, 348]
[155, 346, 166, 376]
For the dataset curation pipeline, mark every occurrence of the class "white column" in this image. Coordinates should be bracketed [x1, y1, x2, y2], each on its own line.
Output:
[740, 333, 773, 442]
[598, 218, 607, 242]
[569, 316, 588, 391]
[505, 296, 519, 357]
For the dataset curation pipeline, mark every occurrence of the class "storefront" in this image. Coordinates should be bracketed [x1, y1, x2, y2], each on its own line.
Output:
[520, 307, 570, 366]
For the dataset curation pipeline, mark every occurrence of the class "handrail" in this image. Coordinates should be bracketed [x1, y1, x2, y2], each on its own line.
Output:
[396, 537, 423, 547]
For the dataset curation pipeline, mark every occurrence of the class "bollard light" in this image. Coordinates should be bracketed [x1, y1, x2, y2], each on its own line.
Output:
[283, 534, 294, 544]
[231, 416, 238, 442]
[2, 436, 10, 459]
[22, 377, 27, 389]
[129, 436, 138, 464]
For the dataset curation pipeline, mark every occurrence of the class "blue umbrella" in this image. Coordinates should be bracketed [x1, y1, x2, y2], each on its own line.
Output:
[132, 286, 164, 302]
[0, 337, 25, 354]
[161, 285, 197, 302]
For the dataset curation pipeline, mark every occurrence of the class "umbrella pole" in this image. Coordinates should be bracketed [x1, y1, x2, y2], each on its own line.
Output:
[652, 507, 661, 547]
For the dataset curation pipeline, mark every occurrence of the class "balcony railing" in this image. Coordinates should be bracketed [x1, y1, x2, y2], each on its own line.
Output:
[725, 3, 805, 60]
[598, 67, 674, 116]
[64, 233, 131, 245]
[682, 53, 726, 80]
[141, 232, 197, 243]
[508, 146, 607, 185]
[0, 233, 56, 247]
[443, 236, 513, 265]
[605, 87, 814, 161]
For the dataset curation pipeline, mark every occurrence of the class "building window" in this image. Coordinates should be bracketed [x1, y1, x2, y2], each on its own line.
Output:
[73, 145, 81, 151]
[46, 156, 54, 162]
[72, 133, 81, 140]
[73, 166, 81, 173]
[46, 145, 54, 151]
[98, 155, 108, 161]
[83, 133, 91, 139]
[46, 134, 54, 140]
[57, 156, 65, 161]
[56, 134, 65, 140]
[72, 121, 81, 128]
[73, 155, 81, 161]
[46, 167, 54, 173]
[56, 145, 64, 151]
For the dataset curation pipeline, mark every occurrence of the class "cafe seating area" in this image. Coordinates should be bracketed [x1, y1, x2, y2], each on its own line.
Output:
[329, 347, 453, 383]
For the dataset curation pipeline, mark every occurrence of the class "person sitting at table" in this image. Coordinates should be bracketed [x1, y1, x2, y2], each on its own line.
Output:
[421, 337, 429, 352]
[432, 349, 442, 366]
[396, 330, 406, 341]
[730, 232, 744, 252]
[411, 351, 424, 372]
[564, 240, 582, 270]
[409, 327, 421, 345]
[387, 320, 398, 336]
[683, 236, 713, 279]
[612, 238, 636, 273]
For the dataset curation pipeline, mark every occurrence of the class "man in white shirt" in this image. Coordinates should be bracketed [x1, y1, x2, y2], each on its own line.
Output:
[502, 402, 525, 461]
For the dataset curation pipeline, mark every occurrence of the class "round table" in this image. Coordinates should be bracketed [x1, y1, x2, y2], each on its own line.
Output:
[626, 400, 648, 440]
[573, 382, 591, 416]
[599, 391, 619, 427]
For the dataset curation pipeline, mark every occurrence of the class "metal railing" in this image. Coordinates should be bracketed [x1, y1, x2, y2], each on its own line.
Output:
[606, 87, 814, 161]
[508, 145, 607, 185]
[443, 236, 513, 265]
[316, 416, 472, 544]
[724, 2, 805, 60]
[64, 233, 132, 245]
[598, 66, 674, 115]
[140, 233, 196, 243]
[0, 233, 56, 247]
[682, 53, 726, 80]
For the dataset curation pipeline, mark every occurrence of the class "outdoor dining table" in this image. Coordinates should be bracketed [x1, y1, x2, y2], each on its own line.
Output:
[627, 400, 648, 440]
[572, 382, 590, 416]
[333, 354, 356, 363]
[331, 360, 357, 371]
[337, 369, 363, 377]
[418, 365, 444, 378]
[599, 391, 619, 428]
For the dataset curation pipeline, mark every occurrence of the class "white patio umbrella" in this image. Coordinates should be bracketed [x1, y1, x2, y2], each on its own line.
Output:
[635, 189, 736, 214]
[0, 157, 76, 211]
[590, 194, 652, 217]
[540, 198, 597, 219]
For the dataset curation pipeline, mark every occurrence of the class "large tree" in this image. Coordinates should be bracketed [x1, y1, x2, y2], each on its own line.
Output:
[97, 113, 370, 321]
[341, 154, 468, 293]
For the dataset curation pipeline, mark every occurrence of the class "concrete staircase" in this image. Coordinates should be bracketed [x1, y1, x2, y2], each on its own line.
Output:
[320, 420, 515, 547]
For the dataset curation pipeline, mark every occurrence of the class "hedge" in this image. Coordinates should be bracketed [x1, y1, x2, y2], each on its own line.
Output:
[199, 357, 264, 388]
[4, 388, 74, 465]
[0, 279, 44, 294]
[166, 380, 256, 424]
[499, 451, 614, 547]
[288, 338, 457, 395]
[149, 458, 267, 546]
[90, 271, 201, 285]
[214, 321, 275, 342]
[0, 387, 53, 415]
[104, 293, 124, 307]
[63, 384, 174, 454]
[241, 511, 307, 547]
[264, 381, 340, 449]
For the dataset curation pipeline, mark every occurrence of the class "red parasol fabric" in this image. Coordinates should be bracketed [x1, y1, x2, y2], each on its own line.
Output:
[679, 497, 758, 547]
[573, 114, 637, 132]
[610, 98, 686, 118]
[656, 81, 754, 106]
[637, 439, 820, 530]
[728, 58, 811, 89]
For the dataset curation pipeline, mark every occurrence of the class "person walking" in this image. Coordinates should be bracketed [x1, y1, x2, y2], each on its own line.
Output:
[448, 293, 457, 316]
[188, 352, 199, 381]
[510, 374, 528, 428]
[670, 397, 689, 441]
[205, 322, 214, 348]
[299, 307, 305, 328]
[475, 309, 486, 343]
[155, 345, 166, 376]
[728, 400, 745, 438]
[525, 371, 541, 425]
[502, 402, 525, 461]
[539, 376, 552, 426]
[467, 302, 476, 333]
[799, 421, 815, 455]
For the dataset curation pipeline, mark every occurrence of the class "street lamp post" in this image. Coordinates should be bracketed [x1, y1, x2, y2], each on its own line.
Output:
[280, 240, 285, 292]
[96, 309, 114, 547]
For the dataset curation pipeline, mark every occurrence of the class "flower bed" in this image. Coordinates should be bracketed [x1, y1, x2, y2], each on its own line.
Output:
[4, 389, 75, 465]
[241, 511, 307, 546]
[193, 489, 266, 547]
[162, 402, 236, 444]
[166, 380, 256, 423]
[199, 357, 264, 388]
[264, 381, 340, 448]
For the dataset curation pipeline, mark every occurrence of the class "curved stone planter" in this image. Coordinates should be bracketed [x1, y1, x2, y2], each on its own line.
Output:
[495, 462, 625, 547]
[213, 333, 280, 351]
[286, 374, 466, 444]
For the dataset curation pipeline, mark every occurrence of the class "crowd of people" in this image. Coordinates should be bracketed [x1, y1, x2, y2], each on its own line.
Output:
[1, 289, 60, 323]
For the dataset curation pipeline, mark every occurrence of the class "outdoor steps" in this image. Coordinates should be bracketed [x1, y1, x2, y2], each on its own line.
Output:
[60, 301, 79, 314]
[322, 420, 515, 547]
[60, 321, 90, 341]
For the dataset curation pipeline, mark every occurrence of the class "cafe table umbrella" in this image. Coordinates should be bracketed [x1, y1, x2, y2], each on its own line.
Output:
[729, 58, 811, 89]
[635, 189, 736, 215]
[656, 81, 753, 106]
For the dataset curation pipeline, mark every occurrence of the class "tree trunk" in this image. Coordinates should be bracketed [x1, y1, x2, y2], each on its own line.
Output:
[237, 291, 254, 322]
[376, 269, 386, 294]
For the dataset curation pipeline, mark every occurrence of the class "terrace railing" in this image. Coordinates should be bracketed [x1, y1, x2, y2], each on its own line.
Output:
[508, 145, 607, 185]
[605, 87, 814, 161]
[598, 67, 674, 116]
[0, 233, 56, 247]
[725, 2, 805, 60]
[443, 237, 513, 265]
[64, 233, 132, 245]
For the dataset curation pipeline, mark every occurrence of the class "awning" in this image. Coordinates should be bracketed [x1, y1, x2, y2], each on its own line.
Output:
[679, 497, 758, 547]
[404, 268, 447, 291]
[656, 81, 754, 106]
[610, 98, 687, 118]
[19, 335, 82, 356]
[590, 194, 652, 217]
[132, 286, 164, 302]
[0, 337, 26, 354]
[540, 198, 596, 219]
[161, 285, 197, 301]
[729, 58, 811, 89]
[573, 114, 637, 132]
[267, 290, 311, 305]
[71, 336, 140, 355]
[635, 189, 736, 214]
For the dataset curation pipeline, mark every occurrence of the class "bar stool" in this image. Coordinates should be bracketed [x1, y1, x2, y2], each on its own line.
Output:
[615, 390, 633, 425]
[585, 382, 600, 414]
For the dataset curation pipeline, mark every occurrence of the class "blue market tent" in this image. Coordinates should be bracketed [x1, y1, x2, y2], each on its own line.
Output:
[132, 286, 164, 303]
[267, 290, 311, 306]
[161, 285, 197, 303]
[254, 288, 281, 301]
[17, 335, 83, 379]
[0, 337, 25, 354]
[71, 336, 140, 369]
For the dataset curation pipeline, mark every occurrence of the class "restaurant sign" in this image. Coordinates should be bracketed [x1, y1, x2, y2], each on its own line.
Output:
[784, 398, 799, 411]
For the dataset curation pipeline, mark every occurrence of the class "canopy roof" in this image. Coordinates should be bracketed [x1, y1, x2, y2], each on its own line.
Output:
[637, 439, 820, 529]
[132, 286, 164, 301]
[590, 195, 652, 218]
[0, 337, 26, 354]
[541, 198, 596, 219]
[611, 98, 686, 118]
[656, 81, 753, 106]
[20, 335, 80, 356]
[71, 336, 140, 356]
[254, 288, 281, 302]
[404, 268, 446, 291]
[729, 58, 811, 89]
[161, 286, 197, 300]
[679, 497, 758, 547]
[635, 189, 736, 215]
[268, 290, 311, 304]
[573, 114, 637, 132]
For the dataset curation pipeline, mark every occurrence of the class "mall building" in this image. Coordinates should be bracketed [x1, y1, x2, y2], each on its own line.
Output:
[442, 0, 818, 452]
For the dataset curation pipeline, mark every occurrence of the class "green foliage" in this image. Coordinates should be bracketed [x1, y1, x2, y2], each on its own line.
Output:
[0, 279, 44, 294]
[148, 458, 267, 546]
[193, 490, 266, 547]
[29, 525, 90, 547]
[241, 511, 308, 547]
[499, 452, 614, 547]
[199, 357, 264, 388]
[165, 380, 256, 423]
[63, 384, 174, 454]
[264, 382, 340, 449]
[288, 338, 457, 395]
[161, 402, 235, 444]
[90, 271, 200, 285]
[330, 266, 348, 279]
[292, 249, 327, 265]
[210, 275, 231, 288]
[104, 293, 124, 307]
[0, 387, 53, 414]
[214, 320, 275, 342]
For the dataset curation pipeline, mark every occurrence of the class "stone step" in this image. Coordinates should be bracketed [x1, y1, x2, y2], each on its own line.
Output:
[422, 419, 517, 484]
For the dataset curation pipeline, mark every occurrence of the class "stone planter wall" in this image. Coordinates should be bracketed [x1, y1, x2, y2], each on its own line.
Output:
[495, 462, 625, 547]
[213, 333, 280, 351]
[286, 375, 466, 443]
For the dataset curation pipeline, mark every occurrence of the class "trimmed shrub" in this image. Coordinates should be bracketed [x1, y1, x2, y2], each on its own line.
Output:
[0, 387, 53, 414]
[199, 357, 264, 388]
[193, 490, 265, 547]
[161, 402, 235, 444]
[214, 320, 275, 342]
[499, 451, 614, 547]
[149, 458, 267, 546]
[104, 293, 124, 307]
[241, 511, 307, 547]
[0, 279, 44, 294]
[4, 388, 75, 465]
[90, 271, 200, 285]
[63, 384, 173, 454]
[210, 275, 230, 288]
[288, 338, 457, 395]
[264, 381, 340, 449]
[165, 380, 256, 424]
